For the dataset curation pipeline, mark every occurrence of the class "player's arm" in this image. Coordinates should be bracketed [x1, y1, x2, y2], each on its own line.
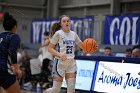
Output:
[75, 33, 87, 53]
[48, 43, 67, 61]
[48, 43, 61, 58]
[77, 42, 84, 49]
[9, 35, 22, 78]
[48, 32, 67, 61]
[75, 33, 84, 50]
[48, 32, 60, 57]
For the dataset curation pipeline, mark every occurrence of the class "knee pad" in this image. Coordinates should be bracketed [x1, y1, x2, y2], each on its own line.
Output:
[66, 78, 76, 93]
[43, 81, 62, 93]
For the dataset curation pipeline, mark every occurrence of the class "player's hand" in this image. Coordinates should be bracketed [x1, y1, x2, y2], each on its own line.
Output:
[94, 43, 98, 51]
[16, 69, 22, 79]
[59, 53, 67, 61]
[11, 64, 22, 79]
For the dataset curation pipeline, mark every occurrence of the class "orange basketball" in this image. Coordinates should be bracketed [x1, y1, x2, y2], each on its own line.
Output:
[82, 38, 97, 53]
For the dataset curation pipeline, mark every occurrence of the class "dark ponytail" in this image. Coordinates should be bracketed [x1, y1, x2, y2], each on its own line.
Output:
[3, 12, 17, 31]
[50, 22, 61, 37]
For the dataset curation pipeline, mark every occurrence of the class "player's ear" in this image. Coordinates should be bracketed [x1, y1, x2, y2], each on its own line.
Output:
[12, 25, 17, 33]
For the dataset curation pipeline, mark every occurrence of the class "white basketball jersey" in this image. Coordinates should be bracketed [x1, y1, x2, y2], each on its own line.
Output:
[50, 29, 81, 59]
[41, 46, 53, 60]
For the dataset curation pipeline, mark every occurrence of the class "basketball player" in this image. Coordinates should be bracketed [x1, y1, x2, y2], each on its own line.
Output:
[43, 15, 84, 93]
[0, 12, 22, 93]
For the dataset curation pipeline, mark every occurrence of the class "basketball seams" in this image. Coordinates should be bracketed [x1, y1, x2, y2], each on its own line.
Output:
[83, 38, 97, 53]
[86, 40, 88, 52]
[88, 39, 93, 52]
[92, 40, 96, 52]
[90, 39, 94, 52]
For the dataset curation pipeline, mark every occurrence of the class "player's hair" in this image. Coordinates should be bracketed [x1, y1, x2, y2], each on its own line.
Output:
[3, 12, 17, 31]
[104, 46, 112, 50]
[44, 31, 50, 36]
[50, 22, 61, 37]
[50, 15, 70, 37]
[126, 48, 132, 52]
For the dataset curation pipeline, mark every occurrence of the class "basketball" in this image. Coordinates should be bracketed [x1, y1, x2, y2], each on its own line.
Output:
[82, 38, 97, 53]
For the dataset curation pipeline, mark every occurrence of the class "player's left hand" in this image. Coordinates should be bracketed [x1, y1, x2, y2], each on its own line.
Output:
[59, 53, 67, 61]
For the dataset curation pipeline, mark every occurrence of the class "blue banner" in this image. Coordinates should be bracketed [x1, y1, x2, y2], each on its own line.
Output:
[30, 17, 93, 43]
[104, 14, 140, 45]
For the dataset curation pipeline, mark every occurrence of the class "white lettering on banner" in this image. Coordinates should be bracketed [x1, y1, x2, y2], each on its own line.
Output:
[41, 22, 48, 42]
[31, 18, 92, 43]
[70, 19, 91, 39]
[120, 17, 131, 45]
[110, 18, 119, 45]
[73, 20, 82, 38]
[110, 17, 139, 45]
[32, 22, 42, 43]
[132, 17, 139, 45]
[83, 20, 89, 37]
[32, 21, 56, 43]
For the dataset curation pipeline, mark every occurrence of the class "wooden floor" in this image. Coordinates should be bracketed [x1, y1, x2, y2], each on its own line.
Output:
[21, 90, 36, 93]
[1, 86, 91, 93]
[0, 88, 85, 93]
[21, 89, 67, 93]
[21, 90, 67, 93]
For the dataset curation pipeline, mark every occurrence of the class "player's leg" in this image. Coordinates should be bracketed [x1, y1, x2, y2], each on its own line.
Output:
[43, 59, 65, 93]
[0, 87, 4, 93]
[65, 60, 76, 93]
[0, 87, 2, 93]
[1, 72, 21, 93]
[1, 70, 21, 93]
[0, 87, 7, 93]
[65, 73, 76, 93]
[43, 76, 63, 93]
[6, 80, 21, 93]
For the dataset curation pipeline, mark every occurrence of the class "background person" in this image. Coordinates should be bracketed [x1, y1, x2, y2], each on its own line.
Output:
[39, 31, 53, 88]
[125, 48, 132, 57]
[131, 48, 140, 58]
[104, 46, 113, 56]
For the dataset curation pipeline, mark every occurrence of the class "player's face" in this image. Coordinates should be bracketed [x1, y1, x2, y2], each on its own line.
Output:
[43, 36, 50, 45]
[104, 49, 111, 56]
[60, 16, 70, 31]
